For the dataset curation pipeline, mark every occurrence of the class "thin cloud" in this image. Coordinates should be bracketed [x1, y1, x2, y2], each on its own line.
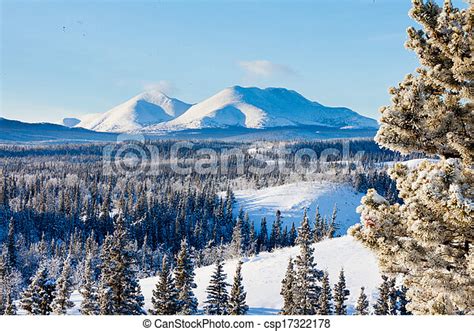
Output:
[238, 60, 296, 78]
[143, 80, 177, 95]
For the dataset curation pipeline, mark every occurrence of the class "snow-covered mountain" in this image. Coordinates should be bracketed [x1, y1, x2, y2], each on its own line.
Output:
[71, 90, 192, 132]
[144, 86, 378, 132]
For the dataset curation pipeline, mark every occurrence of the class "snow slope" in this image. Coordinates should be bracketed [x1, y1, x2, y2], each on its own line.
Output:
[73, 90, 192, 132]
[64, 236, 380, 315]
[226, 181, 365, 236]
[144, 86, 378, 131]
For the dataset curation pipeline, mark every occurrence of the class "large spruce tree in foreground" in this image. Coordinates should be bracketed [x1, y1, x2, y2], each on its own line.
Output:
[349, 0, 473, 314]
[20, 266, 56, 315]
[229, 260, 248, 315]
[204, 258, 229, 315]
[317, 271, 333, 315]
[293, 210, 323, 315]
[80, 250, 99, 315]
[280, 258, 296, 315]
[355, 287, 370, 315]
[52, 255, 75, 314]
[149, 256, 179, 315]
[174, 240, 198, 315]
[97, 214, 144, 315]
[333, 269, 350, 315]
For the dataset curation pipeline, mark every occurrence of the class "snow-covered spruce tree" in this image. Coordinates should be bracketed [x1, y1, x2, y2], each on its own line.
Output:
[293, 210, 323, 315]
[373, 275, 391, 315]
[4, 288, 17, 315]
[230, 218, 243, 258]
[349, 0, 473, 315]
[80, 251, 99, 315]
[269, 210, 282, 250]
[174, 239, 198, 315]
[333, 269, 350, 315]
[20, 266, 56, 315]
[355, 287, 370, 315]
[149, 256, 179, 315]
[6, 218, 16, 271]
[204, 258, 230, 315]
[328, 204, 338, 239]
[398, 285, 412, 315]
[97, 214, 145, 315]
[317, 271, 333, 315]
[97, 236, 114, 315]
[280, 258, 296, 315]
[258, 218, 268, 252]
[388, 277, 398, 315]
[52, 255, 75, 314]
[0, 256, 6, 315]
[314, 207, 323, 242]
[229, 260, 248, 315]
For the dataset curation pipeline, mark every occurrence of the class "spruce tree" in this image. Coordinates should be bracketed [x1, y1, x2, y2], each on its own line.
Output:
[229, 260, 248, 315]
[269, 210, 282, 250]
[149, 256, 179, 315]
[97, 236, 114, 315]
[230, 218, 243, 258]
[204, 258, 229, 315]
[6, 217, 16, 271]
[280, 258, 295, 315]
[355, 287, 369, 315]
[293, 210, 323, 315]
[80, 252, 99, 315]
[0, 256, 6, 315]
[397, 285, 411, 315]
[52, 255, 75, 314]
[327, 204, 338, 238]
[97, 214, 144, 315]
[350, 0, 473, 314]
[388, 277, 398, 315]
[374, 275, 390, 315]
[258, 218, 268, 252]
[333, 269, 350, 315]
[317, 271, 333, 315]
[174, 240, 198, 315]
[314, 207, 323, 242]
[4, 287, 17, 315]
[288, 223, 297, 246]
[248, 222, 258, 255]
[20, 266, 56, 315]
[241, 212, 251, 254]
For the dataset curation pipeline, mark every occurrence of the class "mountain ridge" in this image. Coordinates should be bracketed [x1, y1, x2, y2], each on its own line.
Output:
[64, 86, 377, 134]
[142, 86, 378, 132]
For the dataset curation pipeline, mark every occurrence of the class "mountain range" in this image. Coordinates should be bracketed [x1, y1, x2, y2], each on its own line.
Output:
[1, 86, 379, 143]
[66, 86, 378, 133]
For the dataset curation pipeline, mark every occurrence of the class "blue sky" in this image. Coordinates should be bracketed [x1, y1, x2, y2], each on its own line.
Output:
[0, 0, 463, 123]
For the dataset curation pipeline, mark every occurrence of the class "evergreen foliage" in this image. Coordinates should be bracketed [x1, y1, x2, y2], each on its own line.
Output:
[204, 258, 229, 315]
[228, 260, 248, 315]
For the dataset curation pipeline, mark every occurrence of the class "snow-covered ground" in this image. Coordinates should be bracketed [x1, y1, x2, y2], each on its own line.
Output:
[229, 181, 365, 235]
[379, 158, 438, 169]
[66, 236, 380, 315]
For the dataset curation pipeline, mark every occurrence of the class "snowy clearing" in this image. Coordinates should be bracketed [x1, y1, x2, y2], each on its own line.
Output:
[228, 181, 364, 235]
[64, 236, 380, 315]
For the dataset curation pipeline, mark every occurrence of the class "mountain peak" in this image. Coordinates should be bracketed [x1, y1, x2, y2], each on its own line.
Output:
[147, 86, 377, 131]
[70, 90, 192, 132]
